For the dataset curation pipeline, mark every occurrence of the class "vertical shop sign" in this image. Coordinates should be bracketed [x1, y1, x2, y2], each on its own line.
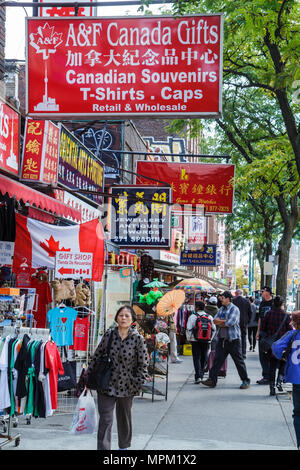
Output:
[188, 216, 206, 244]
[0, 97, 19, 175]
[26, 15, 223, 118]
[109, 185, 171, 248]
[20, 119, 60, 183]
[58, 125, 104, 206]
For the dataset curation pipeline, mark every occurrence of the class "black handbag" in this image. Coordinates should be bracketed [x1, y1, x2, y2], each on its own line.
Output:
[86, 329, 114, 391]
[260, 314, 288, 354]
[58, 347, 77, 392]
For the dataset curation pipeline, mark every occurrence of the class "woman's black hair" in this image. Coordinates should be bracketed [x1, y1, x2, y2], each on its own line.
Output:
[114, 305, 137, 323]
[273, 295, 283, 308]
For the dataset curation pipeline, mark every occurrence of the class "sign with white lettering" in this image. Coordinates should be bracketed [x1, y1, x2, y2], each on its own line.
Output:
[26, 15, 223, 119]
[55, 251, 93, 279]
[0, 97, 19, 175]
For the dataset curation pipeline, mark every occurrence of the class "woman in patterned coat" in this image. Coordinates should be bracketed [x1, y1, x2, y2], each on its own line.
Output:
[87, 305, 149, 450]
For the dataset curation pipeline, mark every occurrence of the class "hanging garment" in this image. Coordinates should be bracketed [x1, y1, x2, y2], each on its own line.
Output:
[44, 341, 64, 410]
[69, 315, 90, 351]
[31, 275, 52, 328]
[0, 336, 11, 411]
[14, 333, 31, 400]
[47, 306, 78, 346]
[24, 340, 40, 416]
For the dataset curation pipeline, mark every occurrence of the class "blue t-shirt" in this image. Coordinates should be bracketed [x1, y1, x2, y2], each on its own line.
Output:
[272, 330, 300, 384]
[47, 307, 77, 346]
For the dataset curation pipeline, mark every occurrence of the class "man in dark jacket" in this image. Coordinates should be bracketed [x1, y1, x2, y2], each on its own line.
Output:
[232, 289, 252, 358]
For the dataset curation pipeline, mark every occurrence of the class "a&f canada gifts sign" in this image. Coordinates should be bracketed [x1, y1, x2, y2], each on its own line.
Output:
[136, 161, 235, 214]
[20, 119, 60, 183]
[26, 15, 223, 119]
[109, 186, 172, 248]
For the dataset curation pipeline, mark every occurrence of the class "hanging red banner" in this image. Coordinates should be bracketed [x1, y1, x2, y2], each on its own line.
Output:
[26, 15, 223, 119]
[136, 161, 235, 214]
[20, 119, 59, 184]
[0, 97, 20, 175]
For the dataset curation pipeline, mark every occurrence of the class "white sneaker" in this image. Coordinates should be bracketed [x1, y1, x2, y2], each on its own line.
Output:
[171, 359, 183, 363]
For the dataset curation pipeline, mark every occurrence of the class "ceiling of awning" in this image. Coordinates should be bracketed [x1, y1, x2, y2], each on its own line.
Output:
[0, 173, 82, 223]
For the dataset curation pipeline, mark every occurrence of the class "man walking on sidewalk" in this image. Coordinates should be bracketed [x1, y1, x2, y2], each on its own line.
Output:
[201, 291, 251, 390]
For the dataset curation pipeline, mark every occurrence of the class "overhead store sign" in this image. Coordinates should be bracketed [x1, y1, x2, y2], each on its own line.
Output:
[109, 185, 171, 248]
[38, 0, 94, 17]
[58, 125, 104, 206]
[20, 119, 60, 184]
[136, 161, 235, 214]
[180, 244, 217, 266]
[26, 15, 223, 118]
[0, 97, 19, 175]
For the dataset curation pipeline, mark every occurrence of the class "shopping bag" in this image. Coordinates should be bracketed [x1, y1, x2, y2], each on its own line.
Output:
[58, 347, 77, 392]
[208, 350, 227, 377]
[70, 389, 97, 435]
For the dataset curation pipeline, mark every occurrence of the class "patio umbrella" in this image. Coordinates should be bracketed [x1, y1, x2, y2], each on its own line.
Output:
[144, 278, 169, 288]
[156, 289, 185, 317]
[174, 277, 215, 293]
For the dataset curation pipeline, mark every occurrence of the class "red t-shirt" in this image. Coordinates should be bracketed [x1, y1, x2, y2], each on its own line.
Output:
[31, 278, 52, 328]
[69, 315, 90, 351]
[45, 341, 64, 410]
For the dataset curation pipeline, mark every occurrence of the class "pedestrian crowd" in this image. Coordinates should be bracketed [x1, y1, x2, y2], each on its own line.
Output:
[84, 288, 300, 451]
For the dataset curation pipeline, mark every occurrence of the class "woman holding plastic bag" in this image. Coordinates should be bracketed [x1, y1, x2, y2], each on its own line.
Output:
[86, 305, 149, 450]
[272, 311, 300, 450]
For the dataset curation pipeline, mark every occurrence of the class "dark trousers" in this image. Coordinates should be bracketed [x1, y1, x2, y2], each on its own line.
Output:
[191, 341, 210, 380]
[209, 338, 249, 385]
[258, 337, 270, 380]
[269, 356, 285, 384]
[248, 326, 258, 350]
[97, 393, 133, 450]
[292, 384, 300, 448]
[240, 326, 247, 357]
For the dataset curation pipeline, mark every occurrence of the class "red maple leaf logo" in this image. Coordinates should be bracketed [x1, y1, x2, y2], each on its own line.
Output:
[40, 235, 71, 257]
[30, 22, 63, 60]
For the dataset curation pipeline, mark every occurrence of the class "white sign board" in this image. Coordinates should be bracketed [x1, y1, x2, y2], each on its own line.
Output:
[0, 241, 14, 266]
[264, 261, 274, 276]
[55, 251, 93, 279]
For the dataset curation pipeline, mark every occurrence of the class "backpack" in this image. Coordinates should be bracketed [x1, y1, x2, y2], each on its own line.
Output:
[193, 314, 212, 342]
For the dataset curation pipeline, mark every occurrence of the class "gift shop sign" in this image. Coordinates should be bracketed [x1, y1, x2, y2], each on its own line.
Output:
[136, 161, 235, 214]
[0, 97, 20, 175]
[26, 15, 223, 119]
[55, 251, 93, 279]
[20, 119, 60, 184]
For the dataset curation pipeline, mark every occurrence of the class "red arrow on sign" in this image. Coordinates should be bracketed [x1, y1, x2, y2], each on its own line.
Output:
[58, 267, 73, 275]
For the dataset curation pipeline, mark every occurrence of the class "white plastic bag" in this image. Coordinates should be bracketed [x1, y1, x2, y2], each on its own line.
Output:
[70, 389, 97, 435]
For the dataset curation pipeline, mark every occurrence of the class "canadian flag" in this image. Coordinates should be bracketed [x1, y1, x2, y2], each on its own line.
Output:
[13, 213, 105, 281]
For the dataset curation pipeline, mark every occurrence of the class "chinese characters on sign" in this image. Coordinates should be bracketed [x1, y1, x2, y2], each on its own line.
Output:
[136, 161, 235, 214]
[58, 125, 104, 206]
[110, 186, 171, 248]
[21, 119, 59, 183]
[26, 15, 223, 118]
[0, 97, 19, 175]
[39, 0, 93, 17]
[180, 244, 217, 266]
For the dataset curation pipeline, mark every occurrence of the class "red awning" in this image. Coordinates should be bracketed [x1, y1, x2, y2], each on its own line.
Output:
[0, 173, 82, 223]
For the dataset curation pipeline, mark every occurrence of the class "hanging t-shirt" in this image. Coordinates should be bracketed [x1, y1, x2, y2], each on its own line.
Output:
[31, 277, 52, 328]
[44, 341, 64, 410]
[69, 315, 90, 351]
[47, 307, 77, 346]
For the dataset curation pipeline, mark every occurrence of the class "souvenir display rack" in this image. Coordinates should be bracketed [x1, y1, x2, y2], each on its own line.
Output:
[133, 303, 169, 402]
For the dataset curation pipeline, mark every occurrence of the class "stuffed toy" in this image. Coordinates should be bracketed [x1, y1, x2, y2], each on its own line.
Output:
[51, 279, 76, 304]
[75, 283, 91, 306]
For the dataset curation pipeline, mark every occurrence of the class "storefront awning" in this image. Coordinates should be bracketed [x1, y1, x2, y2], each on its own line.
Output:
[0, 173, 82, 223]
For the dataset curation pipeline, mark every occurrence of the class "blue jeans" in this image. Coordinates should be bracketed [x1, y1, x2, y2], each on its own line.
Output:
[292, 384, 300, 448]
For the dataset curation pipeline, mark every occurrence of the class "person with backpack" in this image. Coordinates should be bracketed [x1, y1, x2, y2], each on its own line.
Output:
[201, 290, 251, 390]
[186, 301, 216, 384]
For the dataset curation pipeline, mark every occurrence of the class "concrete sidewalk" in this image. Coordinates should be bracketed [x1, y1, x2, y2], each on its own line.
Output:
[1, 350, 297, 451]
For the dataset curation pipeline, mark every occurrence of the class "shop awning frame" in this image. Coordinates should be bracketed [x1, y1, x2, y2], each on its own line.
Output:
[0, 173, 82, 223]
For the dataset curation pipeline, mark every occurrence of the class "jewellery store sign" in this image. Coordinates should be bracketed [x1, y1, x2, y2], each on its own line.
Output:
[26, 15, 223, 119]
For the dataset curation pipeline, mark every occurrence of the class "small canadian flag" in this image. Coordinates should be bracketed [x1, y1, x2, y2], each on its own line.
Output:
[13, 213, 105, 281]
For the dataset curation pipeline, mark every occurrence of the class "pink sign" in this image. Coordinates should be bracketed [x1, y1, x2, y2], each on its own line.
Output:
[26, 15, 223, 119]
[0, 97, 20, 175]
